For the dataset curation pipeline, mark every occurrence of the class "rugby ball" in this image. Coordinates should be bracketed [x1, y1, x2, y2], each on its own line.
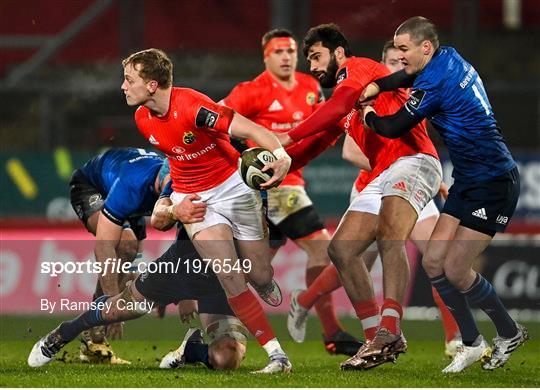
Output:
[238, 147, 276, 190]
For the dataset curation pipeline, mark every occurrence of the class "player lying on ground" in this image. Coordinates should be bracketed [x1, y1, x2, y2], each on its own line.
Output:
[278, 23, 442, 370]
[358, 16, 527, 373]
[221, 28, 360, 356]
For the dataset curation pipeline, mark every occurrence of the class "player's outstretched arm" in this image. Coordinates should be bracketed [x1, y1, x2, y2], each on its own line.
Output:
[363, 105, 423, 139]
[286, 86, 360, 145]
[286, 125, 344, 171]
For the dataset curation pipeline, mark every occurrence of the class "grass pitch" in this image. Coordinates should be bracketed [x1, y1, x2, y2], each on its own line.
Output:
[1, 315, 538, 387]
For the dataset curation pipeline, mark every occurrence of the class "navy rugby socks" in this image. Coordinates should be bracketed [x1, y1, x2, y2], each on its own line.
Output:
[57, 295, 112, 342]
[430, 274, 480, 346]
[463, 273, 518, 338]
[184, 343, 212, 369]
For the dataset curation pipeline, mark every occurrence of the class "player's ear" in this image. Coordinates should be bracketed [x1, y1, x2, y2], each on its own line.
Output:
[422, 40, 431, 55]
[147, 80, 158, 94]
[334, 46, 345, 60]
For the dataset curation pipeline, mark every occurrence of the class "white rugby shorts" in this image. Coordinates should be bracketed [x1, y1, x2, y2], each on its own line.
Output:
[348, 153, 442, 217]
[170, 171, 265, 240]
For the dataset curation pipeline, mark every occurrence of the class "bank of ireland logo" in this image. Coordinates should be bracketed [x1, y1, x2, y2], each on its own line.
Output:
[183, 131, 196, 145]
[172, 146, 185, 154]
[306, 92, 316, 105]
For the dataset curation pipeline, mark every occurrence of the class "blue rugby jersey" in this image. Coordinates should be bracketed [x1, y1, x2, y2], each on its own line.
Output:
[80, 148, 166, 225]
[406, 46, 515, 181]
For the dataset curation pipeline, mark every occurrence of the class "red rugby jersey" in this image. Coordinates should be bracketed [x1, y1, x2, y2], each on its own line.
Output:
[223, 70, 323, 186]
[336, 57, 438, 185]
[135, 88, 238, 193]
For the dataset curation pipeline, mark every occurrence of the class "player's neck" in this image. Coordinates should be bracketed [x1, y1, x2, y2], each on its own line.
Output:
[418, 50, 436, 73]
[145, 88, 172, 117]
[268, 71, 296, 90]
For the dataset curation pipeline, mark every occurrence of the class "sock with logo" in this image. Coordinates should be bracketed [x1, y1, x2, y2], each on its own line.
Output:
[430, 274, 480, 346]
[463, 273, 518, 338]
[57, 295, 112, 342]
[304, 265, 342, 339]
[352, 299, 380, 341]
[432, 287, 460, 342]
[379, 298, 403, 335]
[227, 289, 276, 348]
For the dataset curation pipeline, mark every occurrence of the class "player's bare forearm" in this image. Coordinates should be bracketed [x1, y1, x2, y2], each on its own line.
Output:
[229, 113, 282, 151]
[151, 197, 177, 231]
[94, 213, 125, 296]
[94, 241, 121, 296]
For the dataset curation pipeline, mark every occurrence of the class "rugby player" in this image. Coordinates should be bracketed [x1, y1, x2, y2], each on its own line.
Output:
[358, 16, 527, 373]
[279, 24, 442, 370]
[28, 227, 248, 371]
[221, 28, 360, 356]
[342, 40, 461, 356]
[29, 134, 346, 372]
[69, 147, 177, 363]
[121, 48, 293, 373]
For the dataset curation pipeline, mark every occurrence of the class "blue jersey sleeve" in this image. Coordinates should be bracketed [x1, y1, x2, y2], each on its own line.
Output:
[102, 176, 147, 225]
[159, 179, 173, 199]
[406, 77, 442, 119]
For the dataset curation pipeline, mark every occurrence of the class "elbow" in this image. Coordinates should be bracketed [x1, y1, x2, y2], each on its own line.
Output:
[150, 215, 172, 231]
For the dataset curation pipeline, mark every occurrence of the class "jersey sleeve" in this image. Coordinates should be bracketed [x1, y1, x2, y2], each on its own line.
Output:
[102, 177, 145, 225]
[183, 90, 235, 134]
[222, 82, 261, 117]
[159, 179, 173, 199]
[406, 76, 442, 119]
[334, 60, 388, 92]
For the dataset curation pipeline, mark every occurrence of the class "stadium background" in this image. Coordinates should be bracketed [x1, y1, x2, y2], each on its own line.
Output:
[1, 0, 539, 325]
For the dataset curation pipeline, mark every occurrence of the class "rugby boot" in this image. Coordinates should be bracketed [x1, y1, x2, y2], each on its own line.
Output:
[79, 326, 130, 364]
[324, 329, 363, 357]
[28, 327, 66, 367]
[443, 335, 491, 373]
[287, 289, 309, 342]
[160, 328, 202, 369]
[340, 327, 406, 370]
[251, 353, 292, 374]
[444, 333, 463, 358]
[482, 323, 528, 370]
